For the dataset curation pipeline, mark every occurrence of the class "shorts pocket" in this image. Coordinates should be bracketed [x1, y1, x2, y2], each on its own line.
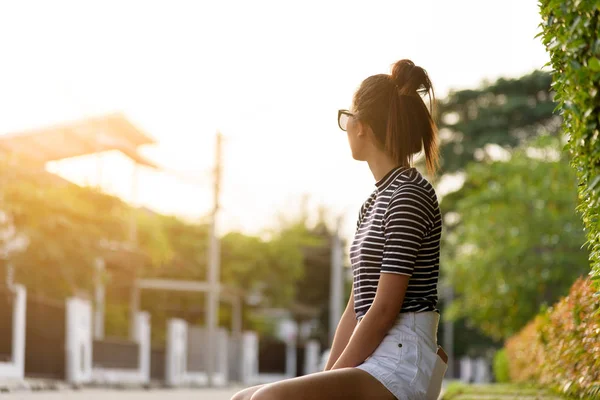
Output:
[419, 345, 447, 399]
[396, 335, 421, 386]
[369, 334, 401, 367]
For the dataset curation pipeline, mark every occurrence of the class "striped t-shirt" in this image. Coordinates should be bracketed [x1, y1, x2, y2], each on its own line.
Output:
[350, 166, 442, 319]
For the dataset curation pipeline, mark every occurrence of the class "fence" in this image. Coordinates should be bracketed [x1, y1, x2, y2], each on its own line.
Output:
[0, 285, 26, 380]
[186, 326, 229, 386]
[91, 312, 151, 385]
[24, 294, 66, 380]
[0, 288, 13, 363]
[93, 339, 140, 369]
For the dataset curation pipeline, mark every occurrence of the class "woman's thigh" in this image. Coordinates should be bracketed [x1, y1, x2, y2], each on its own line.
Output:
[230, 384, 265, 400]
[249, 368, 396, 400]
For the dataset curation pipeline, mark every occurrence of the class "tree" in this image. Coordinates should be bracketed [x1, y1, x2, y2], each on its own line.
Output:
[444, 137, 589, 339]
[437, 70, 559, 173]
[0, 157, 129, 299]
[133, 212, 309, 339]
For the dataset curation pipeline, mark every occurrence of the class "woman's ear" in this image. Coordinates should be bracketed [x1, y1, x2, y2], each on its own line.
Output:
[356, 120, 370, 138]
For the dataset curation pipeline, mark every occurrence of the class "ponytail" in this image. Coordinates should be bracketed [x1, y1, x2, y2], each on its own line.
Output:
[353, 59, 440, 176]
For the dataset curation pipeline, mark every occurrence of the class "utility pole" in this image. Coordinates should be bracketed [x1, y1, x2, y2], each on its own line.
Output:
[329, 218, 344, 345]
[443, 285, 454, 378]
[206, 131, 223, 387]
[129, 163, 140, 340]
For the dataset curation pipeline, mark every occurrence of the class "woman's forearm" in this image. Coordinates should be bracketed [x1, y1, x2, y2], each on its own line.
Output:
[331, 306, 395, 369]
[323, 307, 357, 371]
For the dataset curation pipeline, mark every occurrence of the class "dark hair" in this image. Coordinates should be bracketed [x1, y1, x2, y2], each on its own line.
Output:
[352, 59, 439, 175]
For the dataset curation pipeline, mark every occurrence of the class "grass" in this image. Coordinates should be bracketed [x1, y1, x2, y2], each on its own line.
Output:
[441, 382, 578, 400]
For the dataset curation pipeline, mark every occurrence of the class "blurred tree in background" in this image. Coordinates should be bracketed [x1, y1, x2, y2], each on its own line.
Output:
[436, 70, 589, 355]
[0, 156, 129, 298]
[438, 70, 559, 173]
[0, 156, 336, 343]
[443, 136, 588, 340]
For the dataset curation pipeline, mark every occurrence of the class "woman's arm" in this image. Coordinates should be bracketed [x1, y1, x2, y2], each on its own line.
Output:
[332, 187, 428, 369]
[323, 287, 357, 371]
[331, 273, 409, 369]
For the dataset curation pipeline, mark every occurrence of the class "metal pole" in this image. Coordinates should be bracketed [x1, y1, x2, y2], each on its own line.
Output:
[206, 131, 223, 387]
[232, 296, 242, 338]
[129, 162, 139, 339]
[129, 163, 139, 242]
[329, 219, 343, 345]
[94, 258, 105, 340]
[443, 285, 455, 378]
[130, 282, 140, 341]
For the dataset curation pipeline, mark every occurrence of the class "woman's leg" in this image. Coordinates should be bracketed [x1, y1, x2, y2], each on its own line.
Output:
[230, 384, 265, 400]
[248, 368, 396, 400]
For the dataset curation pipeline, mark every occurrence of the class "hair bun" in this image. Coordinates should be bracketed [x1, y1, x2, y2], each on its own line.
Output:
[391, 59, 432, 96]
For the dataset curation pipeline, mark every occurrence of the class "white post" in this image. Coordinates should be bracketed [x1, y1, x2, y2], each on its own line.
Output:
[280, 320, 298, 379]
[215, 328, 229, 386]
[304, 340, 321, 375]
[460, 356, 472, 383]
[166, 319, 187, 387]
[13, 284, 26, 379]
[135, 312, 151, 383]
[241, 332, 258, 386]
[329, 222, 343, 345]
[65, 297, 93, 385]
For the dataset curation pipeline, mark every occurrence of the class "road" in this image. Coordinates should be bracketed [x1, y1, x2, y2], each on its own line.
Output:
[1, 388, 241, 400]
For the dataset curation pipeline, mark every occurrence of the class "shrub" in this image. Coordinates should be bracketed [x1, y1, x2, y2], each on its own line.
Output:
[505, 278, 600, 398]
[539, 0, 600, 282]
[492, 348, 511, 383]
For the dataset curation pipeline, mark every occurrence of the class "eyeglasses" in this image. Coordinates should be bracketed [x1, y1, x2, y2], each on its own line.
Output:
[338, 109, 354, 131]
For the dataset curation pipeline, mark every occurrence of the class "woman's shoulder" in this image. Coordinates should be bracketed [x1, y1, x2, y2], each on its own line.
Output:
[394, 169, 438, 201]
[387, 171, 439, 221]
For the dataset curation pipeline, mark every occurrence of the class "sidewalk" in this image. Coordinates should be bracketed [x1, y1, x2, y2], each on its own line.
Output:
[0, 388, 242, 399]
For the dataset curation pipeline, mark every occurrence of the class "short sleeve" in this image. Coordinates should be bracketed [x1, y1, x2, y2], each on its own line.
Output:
[381, 186, 431, 276]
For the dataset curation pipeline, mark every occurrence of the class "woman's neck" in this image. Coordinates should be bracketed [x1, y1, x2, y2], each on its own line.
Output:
[367, 155, 401, 182]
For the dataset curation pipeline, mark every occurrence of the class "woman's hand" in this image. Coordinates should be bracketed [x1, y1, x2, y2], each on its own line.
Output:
[329, 273, 410, 369]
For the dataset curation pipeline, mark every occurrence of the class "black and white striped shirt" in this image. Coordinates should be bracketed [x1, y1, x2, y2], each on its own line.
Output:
[350, 166, 441, 318]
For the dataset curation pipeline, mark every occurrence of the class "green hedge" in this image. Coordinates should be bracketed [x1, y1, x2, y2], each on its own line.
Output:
[539, 1, 600, 282]
[493, 349, 510, 384]
[505, 278, 600, 398]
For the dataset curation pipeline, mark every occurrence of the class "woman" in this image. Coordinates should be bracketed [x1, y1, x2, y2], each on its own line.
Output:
[231, 59, 447, 400]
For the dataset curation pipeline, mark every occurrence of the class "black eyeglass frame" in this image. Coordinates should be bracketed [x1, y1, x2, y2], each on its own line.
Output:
[338, 109, 354, 131]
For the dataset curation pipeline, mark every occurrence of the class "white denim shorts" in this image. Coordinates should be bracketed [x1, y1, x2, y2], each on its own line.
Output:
[354, 311, 447, 400]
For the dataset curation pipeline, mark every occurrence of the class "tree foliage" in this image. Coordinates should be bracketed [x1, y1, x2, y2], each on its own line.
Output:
[0, 156, 326, 342]
[444, 137, 589, 339]
[437, 70, 559, 173]
[539, 0, 600, 283]
[0, 157, 129, 298]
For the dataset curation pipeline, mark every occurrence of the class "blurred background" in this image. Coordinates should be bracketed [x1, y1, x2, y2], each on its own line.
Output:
[0, 0, 593, 396]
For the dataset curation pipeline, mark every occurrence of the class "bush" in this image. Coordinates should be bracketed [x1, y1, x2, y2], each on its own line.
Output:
[539, 0, 600, 282]
[493, 348, 510, 383]
[505, 278, 600, 398]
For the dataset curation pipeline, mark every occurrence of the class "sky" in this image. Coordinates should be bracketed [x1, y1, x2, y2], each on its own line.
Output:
[0, 0, 550, 242]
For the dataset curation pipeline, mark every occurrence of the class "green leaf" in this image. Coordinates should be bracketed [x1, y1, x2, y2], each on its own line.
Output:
[588, 57, 600, 72]
[589, 175, 600, 192]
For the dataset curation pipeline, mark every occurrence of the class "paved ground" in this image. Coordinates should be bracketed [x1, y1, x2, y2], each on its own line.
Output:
[0, 388, 242, 400]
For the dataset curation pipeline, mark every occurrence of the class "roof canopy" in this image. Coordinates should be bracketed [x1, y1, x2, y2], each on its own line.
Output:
[0, 113, 158, 168]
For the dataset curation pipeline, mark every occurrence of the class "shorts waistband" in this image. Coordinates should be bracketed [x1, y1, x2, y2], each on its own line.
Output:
[357, 311, 439, 325]
[357, 311, 440, 348]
